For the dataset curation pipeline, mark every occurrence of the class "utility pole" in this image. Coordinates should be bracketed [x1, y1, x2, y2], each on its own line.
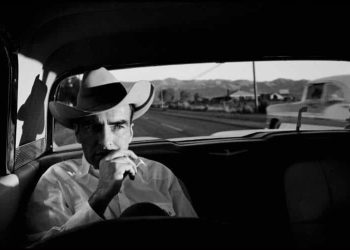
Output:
[252, 61, 259, 112]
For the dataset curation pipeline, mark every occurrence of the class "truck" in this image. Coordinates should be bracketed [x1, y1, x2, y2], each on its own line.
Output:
[266, 75, 350, 130]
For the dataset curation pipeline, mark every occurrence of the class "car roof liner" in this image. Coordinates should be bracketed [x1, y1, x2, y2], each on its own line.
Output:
[1, 1, 350, 73]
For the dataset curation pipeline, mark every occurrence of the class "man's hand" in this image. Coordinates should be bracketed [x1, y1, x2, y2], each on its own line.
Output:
[99, 150, 138, 192]
[89, 150, 139, 217]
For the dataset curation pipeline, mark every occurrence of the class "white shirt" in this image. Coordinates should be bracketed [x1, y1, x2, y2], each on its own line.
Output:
[26, 156, 197, 243]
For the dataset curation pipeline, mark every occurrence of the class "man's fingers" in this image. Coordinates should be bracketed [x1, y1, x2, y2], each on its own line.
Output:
[119, 158, 137, 180]
[99, 150, 139, 181]
[118, 163, 136, 179]
[125, 150, 138, 161]
[110, 157, 137, 169]
[101, 150, 138, 162]
[106, 160, 136, 178]
[124, 157, 138, 173]
[102, 151, 126, 161]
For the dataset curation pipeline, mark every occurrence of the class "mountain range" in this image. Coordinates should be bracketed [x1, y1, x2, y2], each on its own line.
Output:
[151, 78, 309, 101]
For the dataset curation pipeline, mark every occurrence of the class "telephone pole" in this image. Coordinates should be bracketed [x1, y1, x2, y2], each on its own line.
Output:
[252, 61, 259, 112]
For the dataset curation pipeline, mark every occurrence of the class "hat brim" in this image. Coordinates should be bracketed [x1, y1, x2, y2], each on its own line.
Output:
[49, 80, 154, 129]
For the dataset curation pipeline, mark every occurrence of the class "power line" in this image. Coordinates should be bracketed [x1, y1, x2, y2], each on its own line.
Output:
[191, 63, 223, 80]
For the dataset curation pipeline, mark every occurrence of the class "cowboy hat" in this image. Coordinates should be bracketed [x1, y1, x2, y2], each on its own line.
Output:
[49, 67, 154, 129]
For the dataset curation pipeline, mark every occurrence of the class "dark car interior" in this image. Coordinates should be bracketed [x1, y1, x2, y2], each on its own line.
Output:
[1, 1, 350, 249]
[6, 130, 350, 249]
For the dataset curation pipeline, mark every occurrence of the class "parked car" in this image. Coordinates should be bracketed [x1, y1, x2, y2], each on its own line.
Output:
[1, 1, 350, 250]
[189, 104, 208, 111]
[267, 75, 350, 129]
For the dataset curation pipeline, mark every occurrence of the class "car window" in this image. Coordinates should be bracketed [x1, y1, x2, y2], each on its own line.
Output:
[53, 62, 255, 148]
[53, 76, 82, 146]
[326, 84, 344, 102]
[306, 83, 324, 100]
[53, 61, 350, 149]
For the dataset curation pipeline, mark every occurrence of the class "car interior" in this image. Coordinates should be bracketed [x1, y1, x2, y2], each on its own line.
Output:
[1, 1, 350, 249]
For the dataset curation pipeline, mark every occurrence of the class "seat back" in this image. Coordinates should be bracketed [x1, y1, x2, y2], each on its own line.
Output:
[0, 150, 83, 249]
[0, 160, 40, 249]
[285, 159, 350, 248]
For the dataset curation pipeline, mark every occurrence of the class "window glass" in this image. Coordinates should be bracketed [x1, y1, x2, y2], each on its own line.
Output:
[15, 55, 58, 170]
[53, 76, 82, 147]
[326, 84, 344, 102]
[255, 61, 350, 130]
[53, 62, 254, 147]
[53, 61, 350, 148]
[16, 54, 46, 147]
[306, 83, 324, 100]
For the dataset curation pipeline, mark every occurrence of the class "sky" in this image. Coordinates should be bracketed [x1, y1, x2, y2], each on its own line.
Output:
[112, 61, 350, 82]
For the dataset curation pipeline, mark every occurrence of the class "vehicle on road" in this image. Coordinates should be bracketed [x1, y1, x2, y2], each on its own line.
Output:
[189, 104, 208, 111]
[267, 75, 350, 129]
[1, 1, 350, 250]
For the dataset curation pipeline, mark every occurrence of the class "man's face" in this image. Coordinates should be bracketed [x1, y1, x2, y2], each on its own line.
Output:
[75, 104, 134, 168]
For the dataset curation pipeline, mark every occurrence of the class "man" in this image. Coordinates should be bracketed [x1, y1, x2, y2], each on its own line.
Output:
[26, 67, 197, 243]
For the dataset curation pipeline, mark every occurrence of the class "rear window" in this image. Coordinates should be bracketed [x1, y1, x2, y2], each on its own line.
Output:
[53, 61, 350, 149]
[306, 83, 324, 100]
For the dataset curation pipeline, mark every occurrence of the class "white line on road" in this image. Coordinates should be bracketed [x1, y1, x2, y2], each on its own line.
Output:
[161, 123, 183, 132]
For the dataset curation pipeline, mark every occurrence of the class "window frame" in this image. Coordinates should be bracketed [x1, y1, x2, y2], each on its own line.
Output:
[0, 31, 18, 175]
[47, 69, 84, 153]
[305, 83, 326, 102]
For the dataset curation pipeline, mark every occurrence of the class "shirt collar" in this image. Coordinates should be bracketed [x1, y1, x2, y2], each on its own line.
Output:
[80, 154, 99, 178]
[79, 155, 90, 176]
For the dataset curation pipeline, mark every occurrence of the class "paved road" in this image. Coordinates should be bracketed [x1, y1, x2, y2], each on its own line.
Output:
[54, 110, 266, 146]
[133, 110, 265, 139]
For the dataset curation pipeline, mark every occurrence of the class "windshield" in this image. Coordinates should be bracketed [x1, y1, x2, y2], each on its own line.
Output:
[53, 60, 350, 148]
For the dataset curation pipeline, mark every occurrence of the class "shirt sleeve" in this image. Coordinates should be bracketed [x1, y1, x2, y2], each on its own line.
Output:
[169, 174, 198, 218]
[26, 172, 103, 244]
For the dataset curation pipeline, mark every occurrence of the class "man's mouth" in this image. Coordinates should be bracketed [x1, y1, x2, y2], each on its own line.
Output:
[96, 150, 110, 157]
[94, 151, 109, 165]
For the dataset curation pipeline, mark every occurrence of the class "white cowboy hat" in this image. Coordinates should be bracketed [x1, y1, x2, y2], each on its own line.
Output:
[49, 67, 154, 129]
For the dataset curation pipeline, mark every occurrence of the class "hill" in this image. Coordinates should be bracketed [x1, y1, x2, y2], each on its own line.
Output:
[151, 78, 309, 102]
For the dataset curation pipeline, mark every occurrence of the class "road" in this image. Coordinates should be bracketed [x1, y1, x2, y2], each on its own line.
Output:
[133, 109, 265, 139]
[54, 109, 266, 146]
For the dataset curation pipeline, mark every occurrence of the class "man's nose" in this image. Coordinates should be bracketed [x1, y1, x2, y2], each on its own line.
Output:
[99, 126, 117, 150]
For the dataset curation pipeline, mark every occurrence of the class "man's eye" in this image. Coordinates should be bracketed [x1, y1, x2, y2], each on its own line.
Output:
[82, 124, 92, 130]
[82, 124, 98, 132]
[83, 124, 93, 131]
[112, 124, 124, 130]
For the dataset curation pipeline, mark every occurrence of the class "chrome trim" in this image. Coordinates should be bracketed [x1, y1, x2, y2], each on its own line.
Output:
[14, 138, 45, 170]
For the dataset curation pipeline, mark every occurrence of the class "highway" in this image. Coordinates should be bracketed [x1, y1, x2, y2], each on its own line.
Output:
[133, 109, 266, 139]
[54, 109, 266, 146]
